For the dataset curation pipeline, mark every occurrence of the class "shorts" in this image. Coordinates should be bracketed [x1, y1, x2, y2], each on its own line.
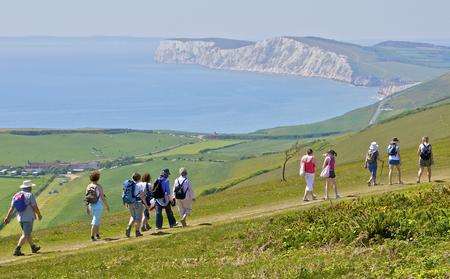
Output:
[128, 202, 144, 221]
[304, 173, 315, 191]
[419, 158, 432, 167]
[368, 163, 377, 178]
[90, 201, 104, 226]
[328, 170, 336, 179]
[389, 160, 400, 166]
[20, 221, 34, 236]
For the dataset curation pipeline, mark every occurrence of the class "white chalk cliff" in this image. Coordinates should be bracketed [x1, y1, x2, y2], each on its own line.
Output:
[155, 37, 354, 84]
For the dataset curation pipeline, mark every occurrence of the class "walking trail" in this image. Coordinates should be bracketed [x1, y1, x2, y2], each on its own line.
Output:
[0, 175, 447, 267]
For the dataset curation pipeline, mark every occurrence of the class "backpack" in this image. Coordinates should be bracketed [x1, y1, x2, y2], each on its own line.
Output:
[174, 178, 188, 200]
[122, 180, 137, 204]
[388, 145, 398, 156]
[420, 144, 432, 160]
[145, 183, 153, 205]
[84, 185, 99, 204]
[12, 193, 28, 212]
[152, 178, 165, 199]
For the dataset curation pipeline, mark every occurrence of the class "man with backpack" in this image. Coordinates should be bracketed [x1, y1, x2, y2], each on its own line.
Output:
[417, 136, 433, 183]
[153, 168, 177, 230]
[387, 137, 403, 185]
[2, 180, 42, 256]
[122, 173, 149, 237]
[173, 167, 195, 227]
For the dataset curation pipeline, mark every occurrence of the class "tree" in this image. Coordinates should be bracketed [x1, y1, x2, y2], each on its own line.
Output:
[281, 141, 301, 182]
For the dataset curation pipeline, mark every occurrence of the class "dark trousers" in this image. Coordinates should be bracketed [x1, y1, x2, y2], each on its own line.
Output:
[155, 203, 176, 229]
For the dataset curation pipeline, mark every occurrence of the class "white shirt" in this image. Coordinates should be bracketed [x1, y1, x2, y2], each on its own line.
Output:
[419, 143, 431, 152]
[135, 181, 146, 197]
[173, 176, 195, 200]
[388, 144, 400, 161]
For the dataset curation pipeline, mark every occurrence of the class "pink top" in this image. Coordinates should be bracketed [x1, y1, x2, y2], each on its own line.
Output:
[324, 156, 335, 171]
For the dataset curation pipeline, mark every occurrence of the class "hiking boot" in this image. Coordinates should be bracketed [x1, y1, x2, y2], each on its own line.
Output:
[91, 236, 97, 242]
[180, 219, 187, 227]
[335, 194, 341, 199]
[96, 234, 101, 240]
[13, 247, 24, 256]
[125, 227, 131, 238]
[136, 231, 143, 237]
[31, 244, 41, 254]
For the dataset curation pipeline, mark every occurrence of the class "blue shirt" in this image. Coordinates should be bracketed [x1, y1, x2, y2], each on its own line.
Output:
[156, 176, 171, 206]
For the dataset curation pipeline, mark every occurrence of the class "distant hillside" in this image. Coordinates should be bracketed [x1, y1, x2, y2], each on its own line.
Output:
[255, 72, 450, 137]
[155, 36, 449, 88]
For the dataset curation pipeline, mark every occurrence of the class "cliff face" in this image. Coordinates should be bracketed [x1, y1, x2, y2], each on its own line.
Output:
[155, 37, 354, 84]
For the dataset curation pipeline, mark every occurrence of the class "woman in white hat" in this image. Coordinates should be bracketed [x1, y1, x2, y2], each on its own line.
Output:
[2, 180, 42, 256]
[173, 167, 195, 227]
[364, 142, 382, 186]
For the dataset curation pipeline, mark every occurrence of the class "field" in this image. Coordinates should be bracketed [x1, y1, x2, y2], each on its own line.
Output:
[0, 132, 197, 166]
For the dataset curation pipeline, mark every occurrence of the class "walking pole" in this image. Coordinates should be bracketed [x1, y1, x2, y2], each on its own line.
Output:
[379, 160, 385, 185]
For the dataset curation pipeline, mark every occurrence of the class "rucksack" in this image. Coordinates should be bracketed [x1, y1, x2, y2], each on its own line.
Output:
[420, 144, 432, 160]
[174, 178, 188, 200]
[152, 178, 165, 199]
[84, 185, 99, 204]
[388, 145, 398, 156]
[122, 180, 137, 204]
[13, 193, 28, 212]
[145, 183, 153, 205]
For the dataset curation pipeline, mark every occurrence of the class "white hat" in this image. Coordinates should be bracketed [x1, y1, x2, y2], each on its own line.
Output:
[369, 142, 379, 152]
[20, 180, 36, 189]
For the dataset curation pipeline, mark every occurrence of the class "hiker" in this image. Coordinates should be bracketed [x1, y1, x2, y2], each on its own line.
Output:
[364, 142, 383, 186]
[299, 149, 317, 201]
[85, 170, 110, 241]
[153, 169, 177, 230]
[417, 136, 433, 183]
[122, 172, 149, 237]
[321, 150, 340, 199]
[173, 167, 195, 227]
[2, 180, 42, 256]
[139, 172, 155, 231]
[387, 137, 403, 185]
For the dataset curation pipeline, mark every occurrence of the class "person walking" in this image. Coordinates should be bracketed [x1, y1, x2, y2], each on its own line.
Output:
[299, 149, 317, 201]
[85, 170, 110, 241]
[173, 167, 195, 227]
[387, 137, 403, 185]
[322, 150, 340, 200]
[138, 172, 154, 231]
[364, 142, 383, 186]
[153, 169, 177, 230]
[123, 172, 148, 237]
[2, 180, 42, 256]
[417, 136, 433, 183]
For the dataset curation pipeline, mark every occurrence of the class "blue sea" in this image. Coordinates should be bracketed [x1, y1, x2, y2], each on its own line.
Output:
[0, 37, 378, 133]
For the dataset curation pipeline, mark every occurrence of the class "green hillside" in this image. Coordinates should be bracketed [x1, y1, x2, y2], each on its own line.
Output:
[0, 132, 197, 166]
[1, 102, 450, 277]
[256, 72, 450, 137]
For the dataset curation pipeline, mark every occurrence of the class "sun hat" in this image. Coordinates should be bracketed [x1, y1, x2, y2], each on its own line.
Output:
[391, 137, 399, 143]
[161, 168, 171, 176]
[20, 180, 36, 189]
[369, 142, 379, 152]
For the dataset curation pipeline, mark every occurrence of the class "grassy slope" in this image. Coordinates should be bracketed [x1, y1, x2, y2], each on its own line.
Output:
[257, 72, 450, 137]
[1, 184, 448, 278]
[0, 132, 197, 166]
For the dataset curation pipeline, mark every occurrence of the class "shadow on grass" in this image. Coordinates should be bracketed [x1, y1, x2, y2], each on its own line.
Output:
[197, 223, 212, 226]
[103, 237, 120, 242]
[434, 179, 446, 183]
[150, 231, 171, 236]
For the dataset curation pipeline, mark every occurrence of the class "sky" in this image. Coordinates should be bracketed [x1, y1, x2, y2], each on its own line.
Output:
[1, 0, 449, 41]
